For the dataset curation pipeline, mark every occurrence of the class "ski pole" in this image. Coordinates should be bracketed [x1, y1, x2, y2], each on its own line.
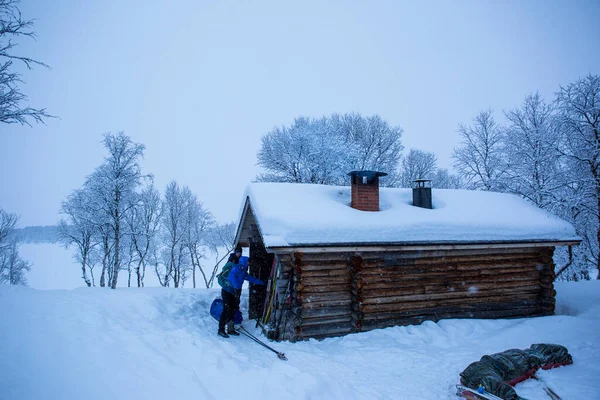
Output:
[238, 326, 287, 361]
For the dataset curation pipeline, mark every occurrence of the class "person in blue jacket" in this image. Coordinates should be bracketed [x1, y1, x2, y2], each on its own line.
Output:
[218, 256, 264, 338]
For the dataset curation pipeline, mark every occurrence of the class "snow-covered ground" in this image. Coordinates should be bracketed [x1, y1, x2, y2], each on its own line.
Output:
[1, 279, 598, 400]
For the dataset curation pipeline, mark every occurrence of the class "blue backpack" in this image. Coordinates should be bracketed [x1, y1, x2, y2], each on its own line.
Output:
[210, 298, 243, 324]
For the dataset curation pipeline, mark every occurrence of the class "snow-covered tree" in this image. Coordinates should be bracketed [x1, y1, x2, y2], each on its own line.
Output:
[0, 207, 17, 245]
[503, 93, 563, 209]
[84, 132, 146, 289]
[181, 187, 215, 288]
[257, 116, 349, 184]
[431, 168, 464, 189]
[159, 181, 190, 288]
[555, 74, 600, 279]
[58, 189, 98, 287]
[334, 113, 404, 186]
[0, 0, 53, 126]
[399, 148, 437, 188]
[453, 109, 507, 191]
[257, 113, 403, 185]
[0, 209, 29, 286]
[0, 239, 30, 285]
[127, 183, 162, 287]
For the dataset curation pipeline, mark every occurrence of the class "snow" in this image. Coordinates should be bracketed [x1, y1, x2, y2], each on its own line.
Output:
[243, 183, 579, 248]
[1, 281, 599, 400]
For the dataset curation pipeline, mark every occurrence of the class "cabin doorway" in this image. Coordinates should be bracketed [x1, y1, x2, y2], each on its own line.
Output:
[248, 242, 274, 320]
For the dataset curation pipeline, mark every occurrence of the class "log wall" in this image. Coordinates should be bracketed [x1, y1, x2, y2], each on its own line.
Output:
[267, 246, 556, 341]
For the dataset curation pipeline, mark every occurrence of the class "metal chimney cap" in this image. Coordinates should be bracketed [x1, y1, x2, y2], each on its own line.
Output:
[412, 179, 432, 188]
[347, 170, 388, 178]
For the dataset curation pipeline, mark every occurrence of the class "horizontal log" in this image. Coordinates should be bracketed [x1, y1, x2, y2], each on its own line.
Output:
[298, 275, 351, 286]
[357, 247, 551, 261]
[352, 271, 548, 290]
[301, 298, 353, 309]
[357, 299, 553, 321]
[299, 315, 353, 327]
[359, 263, 544, 277]
[360, 285, 542, 305]
[358, 308, 551, 331]
[360, 307, 550, 325]
[361, 253, 543, 267]
[358, 268, 542, 284]
[375, 274, 542, 288]
[354, 292, 544, 313]
[299, 306, 351, 318]
[298, 263, 352, 272]
[298, 268, 351, 278]
[358, 261, 545, 277]
[296, 321, 353, 337]
[372, 257, 544, 270]
[293, 252, 352, 262]
[299, 306, 351, 319]
[354, 281, 543, 298]
[299, 292, 351, 303]
[298, 283, 350, 294]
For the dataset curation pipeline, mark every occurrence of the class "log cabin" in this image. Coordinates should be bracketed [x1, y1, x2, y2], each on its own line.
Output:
[234, 171, 580, 342]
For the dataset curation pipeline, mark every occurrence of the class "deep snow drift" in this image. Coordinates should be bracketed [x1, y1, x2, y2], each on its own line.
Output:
[1, 281, 598, 400]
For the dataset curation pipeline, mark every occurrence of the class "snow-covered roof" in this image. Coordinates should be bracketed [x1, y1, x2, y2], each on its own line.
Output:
[238, 183, 579, 249]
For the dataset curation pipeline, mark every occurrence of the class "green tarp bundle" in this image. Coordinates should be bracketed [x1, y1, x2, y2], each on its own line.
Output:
[460, 344, 572, 400]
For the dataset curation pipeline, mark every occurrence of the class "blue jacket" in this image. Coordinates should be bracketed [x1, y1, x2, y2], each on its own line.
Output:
[224, 256, 264, 294]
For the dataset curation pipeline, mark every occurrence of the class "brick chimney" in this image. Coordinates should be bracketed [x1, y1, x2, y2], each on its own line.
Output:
[412, 179, 432, 209]
[348, 171, 387, 211]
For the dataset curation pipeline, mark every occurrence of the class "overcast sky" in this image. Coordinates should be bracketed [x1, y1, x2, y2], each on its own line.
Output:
[1, 0, 599, 227]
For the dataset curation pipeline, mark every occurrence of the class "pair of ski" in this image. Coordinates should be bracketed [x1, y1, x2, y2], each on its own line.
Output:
[455, 385, 503, 400]
[235, 325, 288, 361]
[531, 375, 562, 400]
[456, 375, 562, 400]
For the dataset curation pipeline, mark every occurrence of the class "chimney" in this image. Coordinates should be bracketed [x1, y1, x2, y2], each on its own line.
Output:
[348, 171, 387, 211]
[412, 179, 432, 209]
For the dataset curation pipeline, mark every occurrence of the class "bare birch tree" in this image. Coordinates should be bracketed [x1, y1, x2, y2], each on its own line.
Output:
[399, 148, 437, 188]
[431, 168, 465, 189]
[0, 208, 29, 285]
[453, 109, 507, 191]
[128, 184, 162, 287]
[0, 239, 30, 285]
[159, 181, 189, 288]
[0, 207, 17, 245]
[0, 0, 53, 126]
[556, 74, 600, 279]
[182, 187, 215, 288]
[58, 189, 97, 287]
[85, 132, 146, 289]
[503, 93, 563, 209]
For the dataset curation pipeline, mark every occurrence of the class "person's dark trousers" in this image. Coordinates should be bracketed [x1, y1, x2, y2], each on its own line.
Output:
[234, 288, 242, 314]
[227, 288, 243, 332]
[219, 289, 237, 332]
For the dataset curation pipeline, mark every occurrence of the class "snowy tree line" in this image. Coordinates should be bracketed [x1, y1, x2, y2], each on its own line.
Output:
[255, 75, 600, 280]
[11, 225, 59, 243]
[451, 75, 600, 281]
[256, 112, 463, 189]
[57, 132, 235, 289]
